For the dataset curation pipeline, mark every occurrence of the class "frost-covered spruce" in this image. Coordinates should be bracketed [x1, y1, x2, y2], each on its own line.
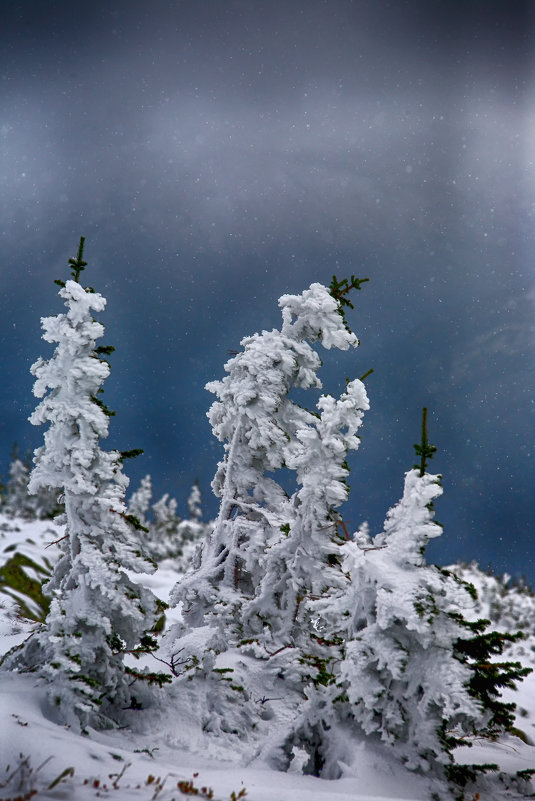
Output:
[174, 484, 212, 574]
[315, 410, 531, 787]
[249, 378, 369, 776]
[150, 492, 181, 558]
[336, 468, 482, 774]
[149, 487, 211, 567]
[2, 239, 160, 730]
[245, 379, 368, 644]
[128, 473, 153, 530]
[128, 476, 179, 562]
[160, 279, 369, 757]
[128, 476, 182, 561]
[3, 451, 63, 520]
[187, 481, 202, 522]
[166, 281, 364, 670]
[4, 455, 35, 519]
[128, 477, 209, 569]
[449, 561, 535, 639]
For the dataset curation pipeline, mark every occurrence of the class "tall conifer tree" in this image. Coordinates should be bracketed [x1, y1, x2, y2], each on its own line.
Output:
[2, 238, 161, 730]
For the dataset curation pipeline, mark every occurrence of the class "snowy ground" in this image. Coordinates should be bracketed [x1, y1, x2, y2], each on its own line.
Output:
[1, 516, 534, 801]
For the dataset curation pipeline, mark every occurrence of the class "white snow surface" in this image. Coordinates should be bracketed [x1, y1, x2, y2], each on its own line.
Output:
[1, 515, 534, 801]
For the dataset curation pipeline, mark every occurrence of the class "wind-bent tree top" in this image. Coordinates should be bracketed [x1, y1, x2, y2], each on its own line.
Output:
[279, 282, 358, 351]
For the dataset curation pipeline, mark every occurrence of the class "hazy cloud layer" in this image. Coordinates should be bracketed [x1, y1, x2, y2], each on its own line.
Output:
[1, 0, 534, 578]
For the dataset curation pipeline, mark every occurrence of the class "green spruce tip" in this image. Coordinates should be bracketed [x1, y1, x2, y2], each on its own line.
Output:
[413, 407, 437, 476]
[68, 236, 88, 282]
[329, 274, 369, 333]
[452, 617, 533, 738]
[95, 345, 116, 356]
[358, 368, 374, 382]
[54, 236, 88, 288]
[119, 448, 144, 462]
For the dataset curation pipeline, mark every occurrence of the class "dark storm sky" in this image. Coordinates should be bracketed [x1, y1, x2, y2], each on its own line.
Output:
[1, 1, 534, 580]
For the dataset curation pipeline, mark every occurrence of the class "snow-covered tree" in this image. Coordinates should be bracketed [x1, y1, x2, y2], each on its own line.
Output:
[449, 561, 535, 645]
[3, 448, 63, 520]
[244, 378, 368, 642]
[2, 238, 162, 730]
[4, 453, 35, 519]
[187, 481, 202, 522]
[127, 477, 210, 570]
[149, 492, 181, 559]
[337, 470, 480, 774]
[245, 377, 369, 776]
[128, 473, 153, 530]
[166, 280, 366, 652]
[311, 409, 531, 793]
[160, 278, 369, 754]
[174, 483, 212, 573]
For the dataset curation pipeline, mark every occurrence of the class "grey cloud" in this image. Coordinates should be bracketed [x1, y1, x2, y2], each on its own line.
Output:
[3, 80, 530, 265]
[1, 0, 534, 581]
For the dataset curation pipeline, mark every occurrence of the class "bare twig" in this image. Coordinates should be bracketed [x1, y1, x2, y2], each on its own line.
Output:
[254, 696, 283, 705]
[320, 518, 353, 540]
[45, 534, 68, 548]
[265, 644, 294, 658]
[109, 762, 131, 789]
[293, 594, 303, 623]
[362, 545, 388, 554]
[150, 649, 190, 677]
[336, 519, 352, 541]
